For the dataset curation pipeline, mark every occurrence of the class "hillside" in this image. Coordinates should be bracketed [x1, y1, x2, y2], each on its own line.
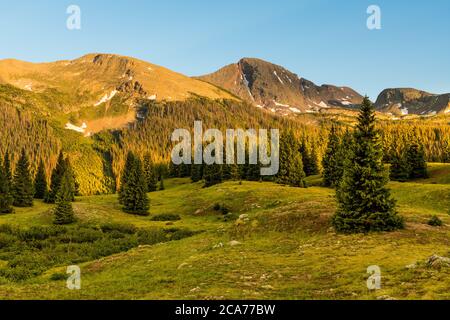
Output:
[197, 58, 364, 115]
[0, 164, 449, 299]
[0, 53, 237, 134]
[375, 88, 450, 116]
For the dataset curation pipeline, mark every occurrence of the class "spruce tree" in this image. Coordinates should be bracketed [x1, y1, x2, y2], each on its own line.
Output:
[309, 145, 320, 176]
[299, 139, 313, 176]
[389, 151, 410, 182]
[12, 149, 34, 207]
[203, 150, 223, 187]
[121, 157, 150, 215]
[45, 152, 66, 203]
[322, 125, 343, 187]
[159, 175, 165, 190]
[406, 143, 428, 179]
[191, 163, 203, 182]
[118, 151, 136, 204]
[53, 171, 76, 225]
[34, 159, 48, 199]
[289, 151, 307, 187]
[0, 158, 14, 214]
[143, 153, 158, 192]
[332, 97, 403, 233]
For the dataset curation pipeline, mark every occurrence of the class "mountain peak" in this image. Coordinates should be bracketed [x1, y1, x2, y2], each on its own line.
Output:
[198, 58, 363, 115]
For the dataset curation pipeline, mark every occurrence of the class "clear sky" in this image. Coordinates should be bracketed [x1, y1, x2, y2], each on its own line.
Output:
[0, 0, 449, 99]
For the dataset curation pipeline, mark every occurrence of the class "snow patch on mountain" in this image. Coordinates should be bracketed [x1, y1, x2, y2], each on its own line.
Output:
[95, 90, 117, 106]
[65, 122, 87, 133]
[273, 100, 289, 107]
[289, 107, 301, 113]
[273, 71, 284, 84]
[241, 72, 254, 101]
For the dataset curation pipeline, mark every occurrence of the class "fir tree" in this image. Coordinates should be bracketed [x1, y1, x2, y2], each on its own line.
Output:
[309, 145, 320, 176]
[191, 163, 203, 182]
[389, 151, 410, 182]
[406, 142, 428, 179]
[34, 159, 48, 199]
[203, 150, 223, 187]
[143, 153, 158, 192]
[332, 97, 403, 233]
[322, 125, 343, 187]
[12, 149, 34, 207]
[118, 151, 136, 204]
[53, 171, 76, 225]
[299, 139, 313, 176]
[121, 157, 150, 215]
[289, 151, 307, 187]
[0, 158, 14, 214]
[159, 175, 165, 190]
[45, 152, 67, 203]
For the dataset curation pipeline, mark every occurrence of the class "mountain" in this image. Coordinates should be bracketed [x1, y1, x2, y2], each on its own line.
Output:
[374, 88, 450, 116]
[0, 53, 236, 134]
[197, 58, 364, 115]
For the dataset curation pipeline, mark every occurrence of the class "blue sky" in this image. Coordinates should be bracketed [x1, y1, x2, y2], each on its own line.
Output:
[0, 0, 449, 99]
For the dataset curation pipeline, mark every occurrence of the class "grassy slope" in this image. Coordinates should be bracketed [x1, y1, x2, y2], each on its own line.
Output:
[0, 164, 449, 300]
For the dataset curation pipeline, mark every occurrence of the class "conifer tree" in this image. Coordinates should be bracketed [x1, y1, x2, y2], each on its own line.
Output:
[121, 157, 150, 215]
[289, 151, 307, 187]
[45, 152, 67, 203]
[34, 159, 48, 199]
[322, 125, 343, 187]
[159, 175, 165, 190]
[299, 139, 313, 176]
[0, 158, 14, 214]
[309, 145, 320, 176]
[118, 151, 136, 204]
[53, 171, 76, 225]
[143, 153, 158, 192]
[64, 158, 77, 201]
[191, 163, 203, 182]
[406, 142, 428, 179]
[332, 97, 403, 233]
[3, 151, 12, 188]
[203, 150, 223, 187]
[389, 151, 410, 182]
[12, 149, 34, 207]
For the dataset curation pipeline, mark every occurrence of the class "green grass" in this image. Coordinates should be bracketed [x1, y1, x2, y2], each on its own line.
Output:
[0, 166, 449, 300]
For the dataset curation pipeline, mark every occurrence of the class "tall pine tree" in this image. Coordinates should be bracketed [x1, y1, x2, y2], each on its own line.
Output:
[0, 158, 14, 214]
[277, 131, 306, 187]
[389, 151, 410, 182]
[12, 149, 34, 207]
[332, 97, 403, 233]
[406, 142, 428, 179]
[45, 151, 67, 203]
[121, 157, 150, 215]
[34, 159, 48, 199]
[143, 153, 158, 192]
[118, 151, 136, 204]
[53, 171, 76, 225]
[322, 125, 343, 187]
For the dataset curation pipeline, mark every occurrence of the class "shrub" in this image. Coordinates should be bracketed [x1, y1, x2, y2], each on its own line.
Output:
[150, 213, 181, 221]
[428, 215, 443, 227]
[100, 222, 137, 234]
[50, 272, 67, 281]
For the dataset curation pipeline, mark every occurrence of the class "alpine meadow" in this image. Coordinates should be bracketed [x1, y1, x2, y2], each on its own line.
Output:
[1, 1, 450, 305]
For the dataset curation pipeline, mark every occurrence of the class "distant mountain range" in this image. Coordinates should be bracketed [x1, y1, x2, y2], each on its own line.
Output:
[198, 58, 450, 117]
[0, 53, 448, 128]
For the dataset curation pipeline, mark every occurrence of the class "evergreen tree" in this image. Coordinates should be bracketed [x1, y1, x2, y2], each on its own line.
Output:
[34, 159, 48, 199]
[191, 163, 203, 182]
[332, 97, 403, 233]
[289, 151, 307, 187]
[3, 151, 12, 188]
[159, 175, 165, 190]
[322, 125, 343, 187]
[143, 153, 158, 192]
[53, 171, 76, 225]
[406, 142, 428, 179]
[118, 151, 136, 204]
[389, 152, 410, 182]
[299, 139, 313, 176]
[12, 149, 34, 207]
[309, 145, 320, 176]
[121, 157, 150, 215]
[203, 150, 223, 187]
[0, 158, 14, 214]
[45, 152, 67, 203]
